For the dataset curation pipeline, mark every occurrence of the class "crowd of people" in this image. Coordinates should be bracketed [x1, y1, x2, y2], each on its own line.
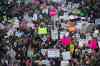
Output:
[0, 0, 100, 66]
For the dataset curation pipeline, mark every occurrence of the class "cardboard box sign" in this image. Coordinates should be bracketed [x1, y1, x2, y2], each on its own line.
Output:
[67, 26, 77, 32]
[48, 49, 60, 58]
[38, 27, 48, 35]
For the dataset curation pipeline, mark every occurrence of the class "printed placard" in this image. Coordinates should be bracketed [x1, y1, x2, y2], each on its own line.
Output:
[48, 49, 60, 58]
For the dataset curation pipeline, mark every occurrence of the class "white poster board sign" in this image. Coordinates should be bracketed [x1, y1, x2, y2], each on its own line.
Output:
[62, 51, 71, 60]
[98, 41, 100, 48]
[60, 31, 66, 39]
[51, 29, 58, 40]
[48, 49, 60, 58]
[42, 59, 50, 66]
[95, 19, 100, 25]
[61, 61, 69, 66]
[41, 49, 47, 56]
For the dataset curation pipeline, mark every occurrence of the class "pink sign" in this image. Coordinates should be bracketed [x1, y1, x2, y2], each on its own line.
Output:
[60, 37, 72, 47]
[88, 39, 97, 49]
[50, 7, 57, 16]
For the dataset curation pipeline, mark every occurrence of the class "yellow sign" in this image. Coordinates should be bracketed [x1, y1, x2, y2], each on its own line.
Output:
[69, 44, 75, 54]
[38, 27, 48, 34]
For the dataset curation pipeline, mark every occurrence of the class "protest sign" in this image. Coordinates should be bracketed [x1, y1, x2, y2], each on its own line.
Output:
[48, 49, 60, 58]
[61, 37, 72, 47]
[98, 41, 100, 48]
[69, 44, 75, 54]
[41, 49, 47, 56]
[38, 27, 48, 35]
[50, 7, 57, 16]
[62, 51, 71, 60]
[15, 31, 24, 37]
[95, 19, 100, 25]
[88, 39, 98, 49]
[60, 31, 66, 39]
[51, 29, 58, 40]
[61, 60, 69, 66]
